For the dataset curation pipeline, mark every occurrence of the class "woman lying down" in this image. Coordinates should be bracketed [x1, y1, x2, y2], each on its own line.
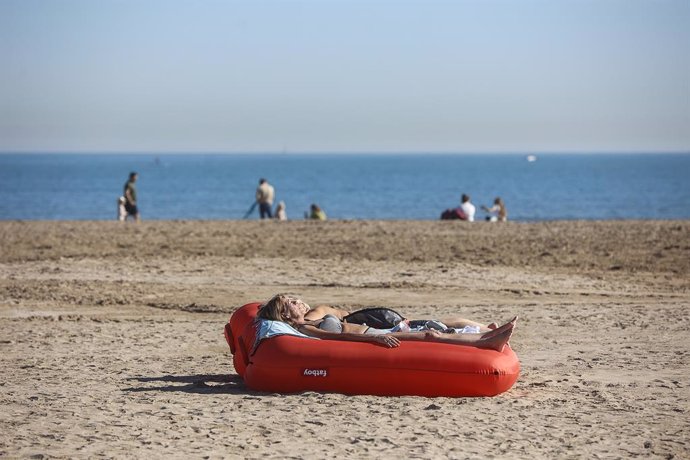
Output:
[257, 294, 516, 352]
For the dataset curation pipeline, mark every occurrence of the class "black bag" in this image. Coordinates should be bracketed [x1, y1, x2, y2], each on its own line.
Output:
[343, 308, 406, 329]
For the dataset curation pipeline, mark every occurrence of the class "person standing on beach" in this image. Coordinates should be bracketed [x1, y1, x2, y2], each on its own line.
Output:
[123, 172, 140, 222]
[256, 178, 275, 219]
[460, 194, 475, 222]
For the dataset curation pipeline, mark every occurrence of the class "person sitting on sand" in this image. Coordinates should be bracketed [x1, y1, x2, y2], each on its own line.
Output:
[274, 201, 287, 221]
[308, 204, 327, 220]
[460, 194, 476, 222]
[257, 294, 516, 352]
[481, 197, 508, 222]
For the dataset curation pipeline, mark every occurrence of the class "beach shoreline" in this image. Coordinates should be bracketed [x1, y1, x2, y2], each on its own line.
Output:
[1, 220, 688, 458]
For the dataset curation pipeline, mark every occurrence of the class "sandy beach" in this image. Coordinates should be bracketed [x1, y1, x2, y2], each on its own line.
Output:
[1, 219, 688, 458]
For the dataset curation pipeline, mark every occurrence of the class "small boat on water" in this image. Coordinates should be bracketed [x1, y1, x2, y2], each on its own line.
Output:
[526, 155, 537, 162]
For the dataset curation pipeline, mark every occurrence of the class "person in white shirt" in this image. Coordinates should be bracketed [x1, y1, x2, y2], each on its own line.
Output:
[460, 194, 476, 222]
[255, 178, 275, 219]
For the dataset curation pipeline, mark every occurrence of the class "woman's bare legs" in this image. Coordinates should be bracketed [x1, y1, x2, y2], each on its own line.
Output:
[389, 318, 516, 352]
[435, 320, 514, 352]
[440, 315, 516, 333]
[475, 327, 514, 352]
[439, 317, 494, 332]
[481, 316, 518, 338]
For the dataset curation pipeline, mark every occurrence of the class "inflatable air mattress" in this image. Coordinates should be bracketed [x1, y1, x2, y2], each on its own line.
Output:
[224, 303, 520, 397]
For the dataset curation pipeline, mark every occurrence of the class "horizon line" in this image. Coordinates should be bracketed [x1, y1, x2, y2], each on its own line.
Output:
[1, 150, 689, 156]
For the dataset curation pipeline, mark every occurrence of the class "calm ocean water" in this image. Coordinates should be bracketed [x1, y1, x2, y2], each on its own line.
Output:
[0, 153, 688, 221]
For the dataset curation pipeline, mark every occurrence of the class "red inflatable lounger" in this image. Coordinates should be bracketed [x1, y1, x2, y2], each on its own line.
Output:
[224, 303, 520, 397]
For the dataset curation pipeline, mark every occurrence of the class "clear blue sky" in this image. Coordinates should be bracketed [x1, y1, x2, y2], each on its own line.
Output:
[1, 0, 688, 153]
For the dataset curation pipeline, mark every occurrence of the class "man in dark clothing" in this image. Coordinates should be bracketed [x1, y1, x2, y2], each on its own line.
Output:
[123, 172, 140, 222]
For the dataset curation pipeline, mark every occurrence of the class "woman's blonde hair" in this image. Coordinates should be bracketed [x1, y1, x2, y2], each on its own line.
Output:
[257, 294, 292, 323]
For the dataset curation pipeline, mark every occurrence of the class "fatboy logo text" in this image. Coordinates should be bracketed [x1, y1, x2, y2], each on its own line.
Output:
[302, 368, 328, 377]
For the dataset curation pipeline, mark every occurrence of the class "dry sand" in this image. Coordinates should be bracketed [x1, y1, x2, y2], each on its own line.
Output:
[1, 220, 688, 459]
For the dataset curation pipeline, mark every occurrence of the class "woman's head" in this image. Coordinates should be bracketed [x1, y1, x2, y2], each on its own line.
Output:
[494, 197, 504, 206]
[257, 294, 310, 324]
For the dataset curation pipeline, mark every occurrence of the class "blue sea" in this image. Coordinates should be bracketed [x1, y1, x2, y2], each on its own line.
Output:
[0, 153, 688, 221]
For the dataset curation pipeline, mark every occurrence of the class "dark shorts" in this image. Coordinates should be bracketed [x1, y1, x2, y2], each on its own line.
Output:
[125, 203, 139, 216]
[259, 202, 273, 219]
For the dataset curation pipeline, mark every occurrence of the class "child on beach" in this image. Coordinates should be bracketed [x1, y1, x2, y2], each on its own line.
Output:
[117, 196, 127, 221]
[274, 201, 287, 221]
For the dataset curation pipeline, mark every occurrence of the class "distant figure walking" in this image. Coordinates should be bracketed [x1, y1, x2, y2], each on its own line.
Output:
[308, 204, 327, 220]
[460, 194, 476, 222]
[482, 197, 508, 222]
[123, 172, 140, 222]
[275, 201, 287, 221]
[256, 178, 275, 219]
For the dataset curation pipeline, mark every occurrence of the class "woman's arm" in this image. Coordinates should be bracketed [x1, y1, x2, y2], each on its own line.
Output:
[305, 305, 350, 321]
[297, 324, 400, 348]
